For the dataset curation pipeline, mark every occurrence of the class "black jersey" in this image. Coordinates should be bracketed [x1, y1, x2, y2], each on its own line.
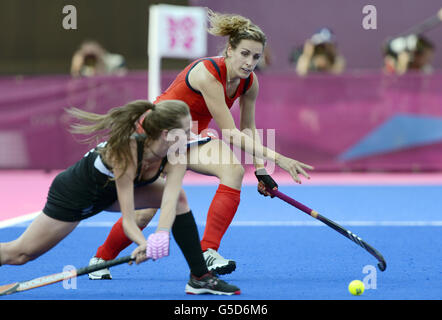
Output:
[43, 135, 167, 222]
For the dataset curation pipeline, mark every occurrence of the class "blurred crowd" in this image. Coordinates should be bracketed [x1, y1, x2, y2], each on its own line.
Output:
[286, 27, 436, 76]
[382, 34, 435, 75]
[71, 30, 437, 78]
[70, 40, 127, 78]
[289, 28, 345, 76]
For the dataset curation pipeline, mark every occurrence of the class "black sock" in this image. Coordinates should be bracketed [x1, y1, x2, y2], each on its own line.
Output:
[171, 211, 208, 277]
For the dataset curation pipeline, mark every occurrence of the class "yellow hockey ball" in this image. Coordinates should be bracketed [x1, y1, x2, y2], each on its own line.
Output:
[348, 280, 365, 296]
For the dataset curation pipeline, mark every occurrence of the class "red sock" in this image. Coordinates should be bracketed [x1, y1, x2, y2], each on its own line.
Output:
[200, 184, 241, 252]
[95, 217, 145, 260]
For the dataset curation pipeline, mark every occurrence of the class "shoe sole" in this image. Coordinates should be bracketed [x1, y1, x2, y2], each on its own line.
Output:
[88, 274, 112, 280]
[185, 284, 241, 296]
[208, 261, 236, 275]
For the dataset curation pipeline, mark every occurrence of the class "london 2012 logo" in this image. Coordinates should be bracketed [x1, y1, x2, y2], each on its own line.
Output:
[167, 16, 196, 52]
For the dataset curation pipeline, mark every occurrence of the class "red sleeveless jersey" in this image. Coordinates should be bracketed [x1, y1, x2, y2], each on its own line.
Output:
[154, 56, 254, 133]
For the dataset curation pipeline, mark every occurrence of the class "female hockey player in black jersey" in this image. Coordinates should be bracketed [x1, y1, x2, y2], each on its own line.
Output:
[0, 99, 240, 295]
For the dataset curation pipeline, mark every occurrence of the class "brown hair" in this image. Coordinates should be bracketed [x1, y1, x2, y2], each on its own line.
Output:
[66, 99, 189, 177]
[207, 9, 266, 56]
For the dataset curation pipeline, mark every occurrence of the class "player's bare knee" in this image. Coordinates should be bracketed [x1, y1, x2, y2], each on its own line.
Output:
[216, 164, 244, 189]
[0, 242, 32, 265]
[176, 189, 190, 214]
[12, 251, 36, 265]
[228, 164, 245, 181]
[135, 208, 157, 228]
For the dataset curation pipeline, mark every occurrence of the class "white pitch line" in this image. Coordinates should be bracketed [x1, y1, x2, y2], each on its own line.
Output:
[2, 215, 442, 229]
[22, 220, 442, 227]
[0, 211, 40, 229]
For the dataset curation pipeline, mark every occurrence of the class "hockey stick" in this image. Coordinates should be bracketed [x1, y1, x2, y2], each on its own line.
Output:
[396, 8, 442, 37]
[0, 255, 134, 296]
[268, 188, 387, 272]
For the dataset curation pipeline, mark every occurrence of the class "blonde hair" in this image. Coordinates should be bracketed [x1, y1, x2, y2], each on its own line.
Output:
[67, 99, 189, 177]
[207, 9, 266, 56]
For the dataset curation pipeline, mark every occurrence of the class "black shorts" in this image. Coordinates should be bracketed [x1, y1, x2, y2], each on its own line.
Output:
[43, 199, 116, 222]
[43, 168, 119, 222]
[42, 136, 170, 222]
[42, 150, 120, 222]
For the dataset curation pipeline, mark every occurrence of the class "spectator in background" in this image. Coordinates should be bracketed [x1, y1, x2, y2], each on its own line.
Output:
[383, 34, 435, 75]
[70, 40, 127, 77]
[290, 28, 345, 76]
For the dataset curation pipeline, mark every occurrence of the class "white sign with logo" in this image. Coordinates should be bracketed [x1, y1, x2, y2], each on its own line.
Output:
[148, 5, 207, 101]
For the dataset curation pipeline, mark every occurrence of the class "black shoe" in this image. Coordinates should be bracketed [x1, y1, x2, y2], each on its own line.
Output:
[185, 272, 241, 295]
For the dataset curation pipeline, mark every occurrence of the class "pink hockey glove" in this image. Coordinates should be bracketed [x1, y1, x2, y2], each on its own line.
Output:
[145, 231, 170, 260]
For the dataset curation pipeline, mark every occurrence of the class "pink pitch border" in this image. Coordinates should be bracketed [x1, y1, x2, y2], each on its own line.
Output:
[1, 169, 441, 224]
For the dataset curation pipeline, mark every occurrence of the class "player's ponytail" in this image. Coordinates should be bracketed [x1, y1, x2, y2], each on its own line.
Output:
[66, 99, 189, 178]
[207, 9, 251, 37]
[67, 100, 154, 144]
[207, 9, 267, 56]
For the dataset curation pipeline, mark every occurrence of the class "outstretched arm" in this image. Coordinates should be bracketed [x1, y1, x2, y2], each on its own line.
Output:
[239, 73, 265, 171]
[142, 162, 187, 261]
[157, 162, 187, 231]
[190, 64, 313, 183]
[192, 65, 278, 162]
[240, 75, 278, 195]
[113, 144, 148, 264]
[114, 163, 146, 247]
